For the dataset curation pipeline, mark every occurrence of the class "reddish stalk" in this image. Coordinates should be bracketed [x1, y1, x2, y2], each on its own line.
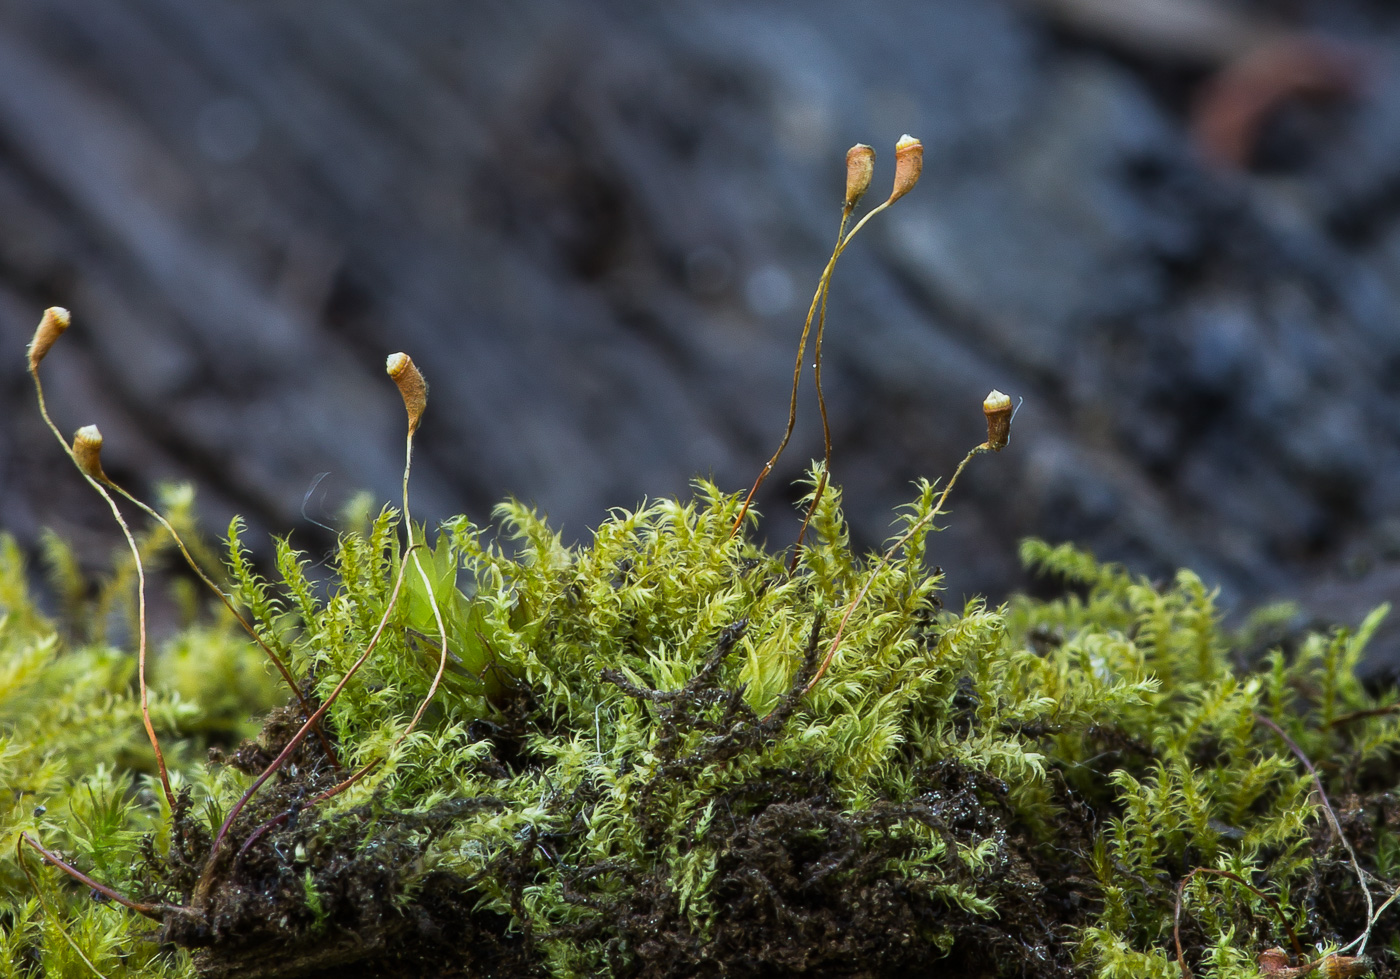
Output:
[789, 471, 828, 573]
[27, 310, 338, 771]
[61, 426, 173, 808]
[1172, 866, 1302, 979]
[19, 833, 184, 921]
[787, 214, 845, 570]
[108, 485, 172, 805]
[17, 837, 112, 979]
[729, 220, 848, 540]
[209, 551, 415, 859]
[237, 555, 448, 862]
[731, 137, 921, 542]
[213, 352, 435, 861]
[789, 197, 906, 563]
[28, 332, 173, 805]
[238, 364, 452, 858]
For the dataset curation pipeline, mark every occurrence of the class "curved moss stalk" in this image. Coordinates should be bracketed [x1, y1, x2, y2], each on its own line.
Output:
[731, 136, 924, 543]
[26, 309, 339, 770]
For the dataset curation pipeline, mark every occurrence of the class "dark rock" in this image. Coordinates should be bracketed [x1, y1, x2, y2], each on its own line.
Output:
[3, 0, 1400, 664]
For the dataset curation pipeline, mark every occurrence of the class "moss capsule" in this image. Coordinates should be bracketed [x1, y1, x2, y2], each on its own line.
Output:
[888, 134, 923, 204]
[72, 425, 106, 481]
[845, 143, 875, 209]
[386, 352, 428, 434]
[28, 307, 70, 372]
[983, 389, 1013, 451]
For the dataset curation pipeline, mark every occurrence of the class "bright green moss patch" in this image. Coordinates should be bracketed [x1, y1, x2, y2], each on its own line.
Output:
[0, 477, 1397, 978]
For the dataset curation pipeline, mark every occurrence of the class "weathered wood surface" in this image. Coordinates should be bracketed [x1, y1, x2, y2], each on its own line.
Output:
[3, 0, 1400, 660]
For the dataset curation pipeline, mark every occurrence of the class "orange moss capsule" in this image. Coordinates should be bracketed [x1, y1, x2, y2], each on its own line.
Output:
[983, 389, 1013, 451]
[71, 425, 106, 481]
[887, 134, 923, 205]
[27, 306, 70, 372]
[1257, 948, 1291, 975]
[385, 352, 428, 434]
[845, 143, 875, 209]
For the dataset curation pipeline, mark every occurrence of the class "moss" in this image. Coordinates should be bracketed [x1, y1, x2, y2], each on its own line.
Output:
[6, 132, 1394, 976]
[0, 468, 1397, 978]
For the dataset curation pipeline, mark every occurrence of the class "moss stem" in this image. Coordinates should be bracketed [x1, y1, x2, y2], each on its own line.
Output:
[1255, 712, 1374, 951]
[26, 312, 338, 770]
[208, 547, 416, 862]
[104, 481, 341, 771]
[19, 833, 183, 922]
[803, 441, 987, 697]
[30, 371, 173, 806]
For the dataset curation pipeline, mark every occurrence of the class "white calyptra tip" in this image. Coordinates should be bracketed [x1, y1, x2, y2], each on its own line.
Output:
[983, 390, 1011, 413]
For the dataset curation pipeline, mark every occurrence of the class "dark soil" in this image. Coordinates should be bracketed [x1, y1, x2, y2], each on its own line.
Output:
[146, 704, 527, 979]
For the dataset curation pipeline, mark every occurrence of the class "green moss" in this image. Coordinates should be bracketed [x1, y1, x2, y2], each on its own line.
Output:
[1, 474, 1397, 978]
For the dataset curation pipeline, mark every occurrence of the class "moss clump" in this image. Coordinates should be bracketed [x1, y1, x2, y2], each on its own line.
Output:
[1, 470, 1398, 978]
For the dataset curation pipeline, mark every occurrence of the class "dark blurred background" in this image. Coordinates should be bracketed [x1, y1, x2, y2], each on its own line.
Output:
[4, 0, 1400, 665]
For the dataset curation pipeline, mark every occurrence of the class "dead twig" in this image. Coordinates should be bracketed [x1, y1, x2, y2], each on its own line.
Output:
[1254, 713, 1373, 953]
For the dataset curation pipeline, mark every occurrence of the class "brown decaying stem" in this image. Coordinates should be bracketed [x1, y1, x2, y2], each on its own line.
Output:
[802, 442, 987, 698]
[1253, 712, 1374, 952]
[27, 318, 339, 771]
